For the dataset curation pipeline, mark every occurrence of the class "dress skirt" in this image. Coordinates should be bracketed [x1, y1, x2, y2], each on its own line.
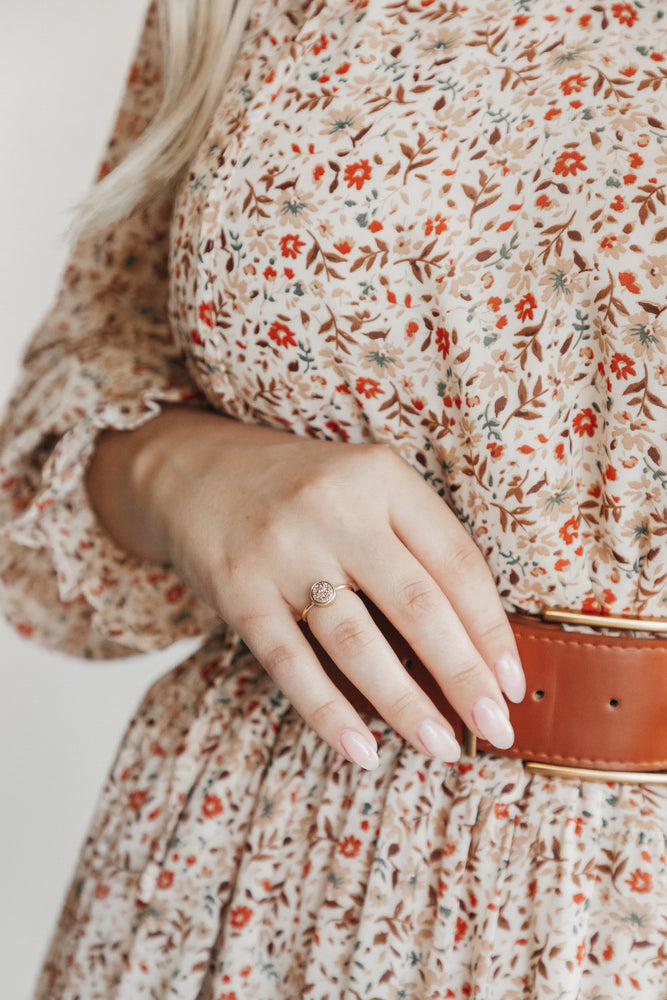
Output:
[34, 635, 667, 1000]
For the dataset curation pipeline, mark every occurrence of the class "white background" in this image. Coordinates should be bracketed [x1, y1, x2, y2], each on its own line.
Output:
[0, 4, 196, 998]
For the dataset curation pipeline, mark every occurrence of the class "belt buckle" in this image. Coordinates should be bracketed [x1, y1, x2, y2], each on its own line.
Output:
[463, 728, 667, 785]
[462, 603, 667, 785]
[523, 761, 667, 785]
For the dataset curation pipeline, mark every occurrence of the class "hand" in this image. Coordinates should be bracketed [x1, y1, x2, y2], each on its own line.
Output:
[87, 407, 525, 769]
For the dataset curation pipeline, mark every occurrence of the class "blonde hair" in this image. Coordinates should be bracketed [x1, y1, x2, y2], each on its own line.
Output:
[73, 0, 254, 237]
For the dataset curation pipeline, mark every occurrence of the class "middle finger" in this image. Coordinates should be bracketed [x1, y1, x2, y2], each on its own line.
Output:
[305, 585, 463, 762]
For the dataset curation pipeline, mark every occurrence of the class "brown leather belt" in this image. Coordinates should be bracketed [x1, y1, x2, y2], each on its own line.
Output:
[302, 594, 667, 784]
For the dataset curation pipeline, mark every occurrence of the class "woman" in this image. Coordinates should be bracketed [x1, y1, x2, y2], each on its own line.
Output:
[1, 0, 666, 996]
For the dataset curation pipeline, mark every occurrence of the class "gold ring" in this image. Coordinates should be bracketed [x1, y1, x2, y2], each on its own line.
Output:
[301, 581, 355, 623]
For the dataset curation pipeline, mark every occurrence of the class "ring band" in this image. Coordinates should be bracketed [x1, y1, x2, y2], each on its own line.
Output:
[301, 580, 356, 623]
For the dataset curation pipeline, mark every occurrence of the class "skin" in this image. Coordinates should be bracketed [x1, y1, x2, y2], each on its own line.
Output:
[86, 405, 525, 769]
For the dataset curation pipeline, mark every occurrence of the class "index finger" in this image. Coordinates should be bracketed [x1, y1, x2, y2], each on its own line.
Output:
[388, 466, 525, 705]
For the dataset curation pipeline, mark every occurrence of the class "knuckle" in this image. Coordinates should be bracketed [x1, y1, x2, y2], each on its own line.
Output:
[261, 642, 301, 683]
[387, 686, 423, 719]
[235, 607, 273, 637]
[448, 540, 486, 577]
[397, 579, 439, 621]
[291, 468, 332, 510]
[474, 616, 513, 649]
[447, 657, 486, 692]
[308, 696, 343, 731]
[329, 618, 377, 657]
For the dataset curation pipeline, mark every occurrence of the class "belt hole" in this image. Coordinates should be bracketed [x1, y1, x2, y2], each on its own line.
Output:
[609, 698, 619, 709]
[403, 658, 413, 671]
[532, 689, 545, 701]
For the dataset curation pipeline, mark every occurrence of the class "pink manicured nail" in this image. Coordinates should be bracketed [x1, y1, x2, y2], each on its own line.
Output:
[340, 730, 379, 770]
[471, 697, 515, 750]
[416, 719, 461, 762]
[494, 652, 526, 703]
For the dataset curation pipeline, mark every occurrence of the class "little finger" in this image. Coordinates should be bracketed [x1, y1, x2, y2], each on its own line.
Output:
[232, 595, 380, 770]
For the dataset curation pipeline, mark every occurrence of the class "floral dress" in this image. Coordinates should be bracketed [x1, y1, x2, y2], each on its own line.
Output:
[1, 0, 667, 996]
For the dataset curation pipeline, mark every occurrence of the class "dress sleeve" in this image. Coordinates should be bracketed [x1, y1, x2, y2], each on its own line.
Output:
[0, 1, 219, 658]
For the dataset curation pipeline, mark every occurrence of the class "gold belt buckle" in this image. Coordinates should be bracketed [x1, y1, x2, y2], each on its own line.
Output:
[463, 727, 667, 785]
[523, 761, 667, 785]
[462, 604, 667, 785]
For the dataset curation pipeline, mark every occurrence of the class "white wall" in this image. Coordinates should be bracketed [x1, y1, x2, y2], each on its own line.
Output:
[0, 5, 197, 998]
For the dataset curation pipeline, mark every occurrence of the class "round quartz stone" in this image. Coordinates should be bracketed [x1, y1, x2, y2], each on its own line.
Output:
[310, 581, 336, 605]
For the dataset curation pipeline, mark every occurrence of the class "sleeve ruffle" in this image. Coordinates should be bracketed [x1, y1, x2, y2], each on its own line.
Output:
[1, 385, 219, 656]
[0, 1, 220, 657]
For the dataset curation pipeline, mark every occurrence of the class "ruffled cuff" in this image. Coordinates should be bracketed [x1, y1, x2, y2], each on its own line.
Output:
[3, 390, 220, 654]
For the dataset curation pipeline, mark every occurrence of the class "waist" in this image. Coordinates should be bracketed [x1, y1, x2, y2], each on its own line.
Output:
[303, 594, 667, 785]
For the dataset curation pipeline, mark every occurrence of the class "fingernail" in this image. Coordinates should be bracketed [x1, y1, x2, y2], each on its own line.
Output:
[494, 652, 526, 703]
[471, 697, 515, 750]
[340, 730, 379, 770]
[416, 719, 461, 762]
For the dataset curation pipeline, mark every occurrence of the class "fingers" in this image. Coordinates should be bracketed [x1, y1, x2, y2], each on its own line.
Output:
[342, 538, 516, 751]
[305, 586, 462, 761]
[384, 459, 525, 704]
[233, 592, 380, 770]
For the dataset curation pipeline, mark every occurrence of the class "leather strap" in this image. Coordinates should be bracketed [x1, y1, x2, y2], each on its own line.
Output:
[301, 593, 667, 772]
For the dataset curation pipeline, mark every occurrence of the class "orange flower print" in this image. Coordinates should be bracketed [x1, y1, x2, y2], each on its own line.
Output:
[95, 883, 110, 900]
[198, 300, 215, 327]
[625, 869, 652, 893]
[344, 159, 372, 190]
[515, 292, 537, 321]
[554, 149, 588, 177]
[610, 353, 636, 380]
[334, 239, 352, 254]
[435, 326, 451, 359]
[230, 905, 254, 929]
[201, 794, 224, 818]
[268, 320, 297, 348]
[559, 515, 579, 545]
[454, 916, 468, 944]
[339, 835, 362, 858]
[553, 150, 587, 177]
[355, 377, 384, 399]
[572, 407, 597, 437]
[618, 271, 640, 294]
[156, 870, 174, 890]
[425, 213, 447, 236]
[560, 72, 590, 96]
[279, 233, 306, 258]
[612, 2, 638, 27]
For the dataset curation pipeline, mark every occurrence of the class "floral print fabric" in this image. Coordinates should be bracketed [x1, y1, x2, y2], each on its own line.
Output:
[1, 0, 667, 996]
